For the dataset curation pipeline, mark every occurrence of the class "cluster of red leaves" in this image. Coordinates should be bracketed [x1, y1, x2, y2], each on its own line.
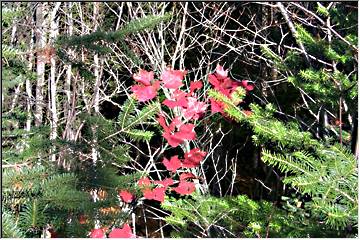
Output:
[209, 64, 254, 114]
[90, 65, 252, 238]
[90, 224, 134, 238]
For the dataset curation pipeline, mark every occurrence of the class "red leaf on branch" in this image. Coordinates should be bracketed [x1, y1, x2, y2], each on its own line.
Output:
[162, 120, 196, 147]
[137, 177, 152, 188]
[143, 187, 166, 202]
[182, 148, 207, 168]
[109, 224, 134, 238]
[161, 68, 187, 89]
[90, 229, 105, 238]
[154, 178, 174, 188]
[119, 190, 134, 203]
[131, 81, 160, 102]
[162, 156, 182, 173]
[241, 80, 254, 91]
[189, 81, 203, 94]
[182, 97, 207, 120]
[179, 172, 196, 181]
[163, 89, 188, 108]
[173, 181, 196, 195]
[133, 69, 154, 86]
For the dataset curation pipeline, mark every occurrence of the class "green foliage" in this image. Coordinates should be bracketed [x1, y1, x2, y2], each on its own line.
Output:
[2, 210, 25, 238]
[162, 193, 342, 238]
[209, 86, 358, 232]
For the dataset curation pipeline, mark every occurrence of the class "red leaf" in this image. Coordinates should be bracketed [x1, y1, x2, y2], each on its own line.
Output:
[163, 89, 188, 108]
[162, 156, 182, 173]
[90, 229, 105, 238]
[241, 80, 254, 91]
[179, 172, 196, 181]
[133, 69, 154, 86]
[190, 81, 203, 94]
[173, 181, 195, 195]
[137, 177, 151, 188]
[210, 98, 224, 114]
[215, 64, 228, 79]
[154, 178, 174, 188]
[175, 124, 196, 140]
[182, 97, 207, 120]
[182, 148, 207, 168]
[163, 132, 184, 148]
[208, 74, 220, 88]
[131, 81, 160, 102]
[161, 68, 187, 89]
[109, 224, 134, 238]
[143, 187, 166, 202]
[119, 190, 134, 203]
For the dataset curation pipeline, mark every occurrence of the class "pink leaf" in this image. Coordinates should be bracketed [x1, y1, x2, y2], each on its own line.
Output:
[173, 181, 196, 195]
[215, 64, 228, 79]
[161, 68, 187, 89]
[241, 80, 254, 91]
[131, 82, 159, 102]
[133, 69, 154, 86]
[162, 156, 182, 173]
[90, 229, 105, 238]
[109, 224, 134, 238]
[119, 190, 134, 203]
[210, 98, 224, 114]
[182, 97, 207, 120]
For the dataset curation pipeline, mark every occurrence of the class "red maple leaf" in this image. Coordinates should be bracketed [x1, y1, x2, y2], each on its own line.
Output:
[143, 187, 166, 202]
[90, 229, 105, 238]
[154, 178, 174, 188]
[109, 224, 134, 238]
[241, 80, 254, 91]
[181, 97, 207, 120]
[189, 81, 203, 94]
[119, 190, 134, 203]
[163, 89, 188, 108]
[162, 120, 196, 147]
[210, 98, 225, 114]
[131, 81, 160, 102]
[162, 156, 182, 172]
[133, 69, 154, 86]
[179, 172, 197, 181]
[182, 148, 207, 168]
[138, 177, 152, 188]
[161, 68, 187, 89]
[173, 181, 196, 195]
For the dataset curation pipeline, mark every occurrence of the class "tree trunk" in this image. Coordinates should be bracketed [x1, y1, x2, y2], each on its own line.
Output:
[34, 3, 47, 127]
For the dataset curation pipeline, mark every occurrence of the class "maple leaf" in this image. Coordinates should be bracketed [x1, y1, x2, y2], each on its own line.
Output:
[241, 80, 254, 91]
[173, 181, 196, 195]
[182, 148, 207, 168]
[210, 98, 225, 114]
[143, 187, 166, 202]
[90, 229, 105, 238]
[161, 68, 187, 89]
[133, 69, 154, 86]
[119, 190, 134, 203]
[109, 224, 135, 238]
[138, 177, 152, 188]
[154, 178, 174, 188]
[179, 172, 196, 181]
[215, 64, 228, 79]
[131, 81, 160, 102]
[162, 156, 182, 172]
[189, 81, 203, 94]
[162, 120, 196, 147]
[182, 97, 207, 120]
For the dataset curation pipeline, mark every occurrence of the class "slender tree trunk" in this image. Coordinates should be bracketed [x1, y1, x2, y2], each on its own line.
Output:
[49, 3, 61, 161]
[34, 3, 47, 127]
[26, 27, 34, 132]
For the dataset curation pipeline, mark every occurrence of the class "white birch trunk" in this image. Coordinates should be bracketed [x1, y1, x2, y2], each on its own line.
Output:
[34, 3, 47, 127]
